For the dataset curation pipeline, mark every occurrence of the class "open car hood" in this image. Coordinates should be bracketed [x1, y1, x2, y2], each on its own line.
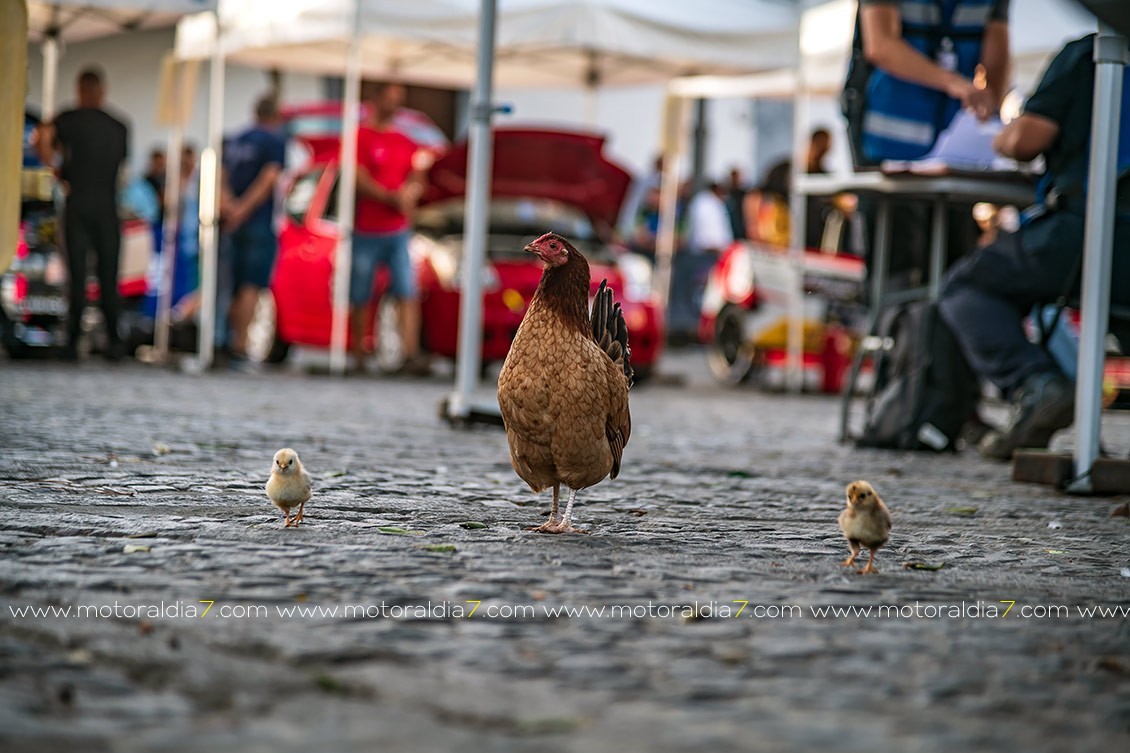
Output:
[423, 129, 632, 230]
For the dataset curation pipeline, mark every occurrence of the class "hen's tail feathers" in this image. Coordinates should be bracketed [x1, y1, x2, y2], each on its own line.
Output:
[591, 279, 634, 388]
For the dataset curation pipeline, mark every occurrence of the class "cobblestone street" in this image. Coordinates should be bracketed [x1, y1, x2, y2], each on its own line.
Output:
[1, 350, 1128, 752]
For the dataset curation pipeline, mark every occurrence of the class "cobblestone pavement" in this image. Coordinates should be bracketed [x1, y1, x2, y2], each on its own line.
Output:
[1, 350, 1128, 753]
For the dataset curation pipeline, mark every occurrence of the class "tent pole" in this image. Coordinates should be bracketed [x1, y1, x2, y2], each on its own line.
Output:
[197, 10, 225, 371]
[154, 123, 183, 362]
[1070, 27, 1128, 492]
[42, 33, 59, 121]
[447, 0, 498, 420]
[329, 0, 363, 377]
[654, 94, 687, 314]
[786, 67, 809, 393]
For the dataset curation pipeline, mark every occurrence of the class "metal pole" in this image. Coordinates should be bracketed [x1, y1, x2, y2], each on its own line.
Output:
[447, 0, 498, 419]
[154, 125, 183, 361]
[42, 34, 59, 121]
[1071, 28, 1127, 490]
[654, 94, 687, 314]
[197, 10, 225, 370]
[329, 0, 363, 377]
[786, 76, 808, 393]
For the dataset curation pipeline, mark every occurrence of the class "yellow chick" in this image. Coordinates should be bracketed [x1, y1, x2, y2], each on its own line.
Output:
[838, 480, 892, 574]
[265, 448, 312, 528]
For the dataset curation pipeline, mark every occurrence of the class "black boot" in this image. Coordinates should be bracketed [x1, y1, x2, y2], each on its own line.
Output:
[980, 371, 1075, 461]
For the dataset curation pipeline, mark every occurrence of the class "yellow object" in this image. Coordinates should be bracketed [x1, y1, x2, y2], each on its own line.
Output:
[21, 167, 54, 202]
[752, 317, 825, 353]
[501, 288, 525, 313]
[1, 2, 28, 274]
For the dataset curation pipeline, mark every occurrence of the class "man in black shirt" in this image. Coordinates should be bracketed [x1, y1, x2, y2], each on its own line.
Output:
[939, 34, 1130, 459]
[38, 67, 130, 360]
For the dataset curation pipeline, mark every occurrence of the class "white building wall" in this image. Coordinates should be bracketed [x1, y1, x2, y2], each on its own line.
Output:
[25, 27, 322, 178]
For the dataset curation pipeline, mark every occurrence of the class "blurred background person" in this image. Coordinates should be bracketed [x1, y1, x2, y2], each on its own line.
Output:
[350, 81, 429, 375]
[37, 66, 130, 362]
[220, 95, 286, 370]
[723, 166, 747, 240]
[743, 159, 791, 249]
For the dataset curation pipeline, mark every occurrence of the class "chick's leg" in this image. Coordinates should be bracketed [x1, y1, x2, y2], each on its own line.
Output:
[841, 542, 860, 567]
[282, 509, 292, 528]
[860, 548, 880, 574]
[530, 484, 561, 532]
[294, 501, 305, 525]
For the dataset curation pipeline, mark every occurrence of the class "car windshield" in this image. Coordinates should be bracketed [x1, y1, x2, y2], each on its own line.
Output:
[285, 167, 324, 224]
[415, 197, 610, 260]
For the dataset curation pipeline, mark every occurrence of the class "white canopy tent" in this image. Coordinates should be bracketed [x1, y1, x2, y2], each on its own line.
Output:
[175, 0, 803, 415]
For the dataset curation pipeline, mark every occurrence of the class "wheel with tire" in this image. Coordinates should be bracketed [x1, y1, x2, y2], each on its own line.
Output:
[706, 304, 754, 385]
[247, 292, 289, 365]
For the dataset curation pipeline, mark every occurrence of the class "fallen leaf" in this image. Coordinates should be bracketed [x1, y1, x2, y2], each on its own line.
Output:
[1111, 504, 1129, 518]
[903, 561, 946, 571]
[323, 470, 348, 478]
[458, 521, 488, 530]
[945, 507, 979, 517]
[530, 591, 547, 601]
[726, 470, 753, 479]
[138, 620, 154, 636]
[152, 443, 171, 456]
[423, 544, 457, 553]
[126, 531, 159, 539]
[627, 509, 648, 517]
[378, 526, 410, 535]
[123, 544, 151, 554]
[1045, 549, 1067, 555]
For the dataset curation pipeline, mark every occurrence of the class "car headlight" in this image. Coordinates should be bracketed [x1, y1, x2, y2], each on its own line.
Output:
[617, 252, 654, 302]
[414, 234, 500, 293]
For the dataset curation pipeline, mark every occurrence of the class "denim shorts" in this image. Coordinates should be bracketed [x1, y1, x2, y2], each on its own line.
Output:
[226, 222, 278, 289]
[350, 230, 415, 305]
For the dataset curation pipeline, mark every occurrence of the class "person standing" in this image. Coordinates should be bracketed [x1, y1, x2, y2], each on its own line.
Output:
[220, 96, 286, 368]
[350, 81, 429, 375]
[38, 67, 130, 361]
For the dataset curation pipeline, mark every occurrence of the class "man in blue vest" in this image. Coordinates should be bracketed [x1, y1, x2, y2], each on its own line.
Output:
[939, 34, 1130, 460]
[848, 0, 1011, 284]
[857, 0, 1010, 162]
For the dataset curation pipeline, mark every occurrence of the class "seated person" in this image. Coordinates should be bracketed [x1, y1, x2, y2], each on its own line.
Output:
[743, 160, 791, 249]
[938, 34, 1130, 460]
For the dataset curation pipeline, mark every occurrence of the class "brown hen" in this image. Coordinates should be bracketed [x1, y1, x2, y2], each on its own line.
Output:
[497, 232, 633, 534]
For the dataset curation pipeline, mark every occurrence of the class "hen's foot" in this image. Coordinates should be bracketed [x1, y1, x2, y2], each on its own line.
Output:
[859, 563, 878, 574]
[841, 555, 858, 567]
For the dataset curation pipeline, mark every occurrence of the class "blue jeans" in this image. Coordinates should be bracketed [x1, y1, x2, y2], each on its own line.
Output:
[350, 230, 414, 305]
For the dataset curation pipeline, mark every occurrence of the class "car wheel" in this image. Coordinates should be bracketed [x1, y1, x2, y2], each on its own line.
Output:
[247, 292, 289, 365]
[707, 304, 754, 385]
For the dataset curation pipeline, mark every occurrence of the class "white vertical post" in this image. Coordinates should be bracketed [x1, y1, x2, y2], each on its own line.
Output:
[786, 70, 810, 393]
[197, 10, 225, 370]
[1072, 28, 1127, 490]
[42, 35, 59, 121]
[447, 0, 498, 419]
[329, 0, 364, 377]
[154, 125, 183, 361]
[654, 93, 688, 313]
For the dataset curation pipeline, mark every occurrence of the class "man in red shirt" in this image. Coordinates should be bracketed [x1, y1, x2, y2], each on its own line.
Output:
[352, 81, 428, 374]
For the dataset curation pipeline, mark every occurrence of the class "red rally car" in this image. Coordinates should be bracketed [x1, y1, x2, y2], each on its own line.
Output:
[267, 128, 664, 377]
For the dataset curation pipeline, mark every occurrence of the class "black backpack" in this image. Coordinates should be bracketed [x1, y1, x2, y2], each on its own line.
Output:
[857, 301, 980, 451]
